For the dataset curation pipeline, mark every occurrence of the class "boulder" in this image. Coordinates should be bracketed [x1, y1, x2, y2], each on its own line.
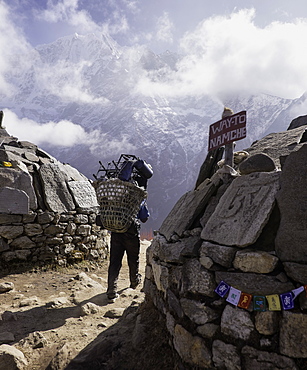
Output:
[0, 344, 28, 369]
[275, 144, 307, 262]
[280, 312, 307, 358]
[242, 346, 298, 369]
[220, 305, 254, 341]
[200, 241, 237, 268]
[215, 271, 294, 295]
[173, 324, 212, 368]
[159, 174, 220, 241]
[244, 125, 307, 168]
[233, 250, 278, 273]
[238, 153, 276, 174]
[212, 340, 241, 370]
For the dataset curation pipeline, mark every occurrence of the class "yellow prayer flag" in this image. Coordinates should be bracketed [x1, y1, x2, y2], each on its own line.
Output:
[266, 294, 281, 311]
[3, 161, 12, 167]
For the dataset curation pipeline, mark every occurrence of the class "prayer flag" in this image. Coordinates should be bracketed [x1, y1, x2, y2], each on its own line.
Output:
[215, 281, 230, 298]
[292, 286, 304, 299]
[253, 295, 266, 311]
[280, 292, 294, 310]
[238, 292, 252, 309]
[226, 287, 241, 306]
[266, 294, 281, 311]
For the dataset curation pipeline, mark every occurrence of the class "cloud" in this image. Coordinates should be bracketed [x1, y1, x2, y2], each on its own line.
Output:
[134, 8, 307, 100]
[156, 12, 174, 43]
[4, 109, 89, 147]
[3, 109, 136, 157]
[0, 2, 32, 95]
[36, 58, 110, 104]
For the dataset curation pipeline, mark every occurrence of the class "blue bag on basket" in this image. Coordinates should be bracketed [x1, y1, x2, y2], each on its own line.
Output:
[138, 201, 150, 223]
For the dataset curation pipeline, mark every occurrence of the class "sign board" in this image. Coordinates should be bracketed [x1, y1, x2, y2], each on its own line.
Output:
[208, 110, 247, 151]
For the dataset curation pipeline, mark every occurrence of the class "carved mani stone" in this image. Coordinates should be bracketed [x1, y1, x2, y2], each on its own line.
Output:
[201, 171, 280, 247]
[68, 181, 99, 209]
[0, 186, 29, 214]
[39, 163, 75, 213]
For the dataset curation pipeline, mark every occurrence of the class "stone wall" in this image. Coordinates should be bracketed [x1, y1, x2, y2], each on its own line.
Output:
[0, 129, 109, 267]
[143, 122, 307, 369]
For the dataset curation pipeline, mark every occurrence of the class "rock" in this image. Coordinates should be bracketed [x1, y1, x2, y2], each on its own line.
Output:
[280, 311, 307, 358]
[287, 115, 307, 130]
[283, 262, 307, 284]
[24, 223, 43, 237]
[0, 214, 22, 224]
[0, 167, 37, 210]
[173, 324, 212, 368]
[104, 308, 125, 318]
[194, 147, 224, 189]
[47, 297, 70, 308]
[238, 153, 276, 174]
[0, 332, 15, 344]
[215, 271, 294, 295]
[19, 296, 39, 307]
[196, 323, 219, 339]
[0, 187, 29, 214]
[152, 235, 200, 264]
[0, 344, 28, 369]
[20, 332, 47, 349]
[0, 282, 14, 293]
[182, 259, 216, 297]
[10, 236, 36, 250]
[242, 345, 298, 369]
[37, 211, 55, 224]
[201, 172, 280, 247]
[275, 144, 307, 262]
[80, 302, 100, 316]
[166, 289, 184, 318]
[0, 225, 24, 240]
[200, 241, 237, 268]
[151, 260, 169, 292]
[159, 174, 220, 241]
[212, 340, 241, 370]
[245, 125, 307, 168]
[233, 250, 278, 273]
[71, 273, 104, 304]
[39, 163, 75, 213]
[0, 237, 9, 252]
[221, 305, 254, 341]
[180, 298, 218, 325]
[46, 343, 77, 370]
[255, 311, 279, 335]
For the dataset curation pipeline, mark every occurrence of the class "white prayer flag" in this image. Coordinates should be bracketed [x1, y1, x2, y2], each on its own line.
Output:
[292, 286, 304, 299]
[226, 287, 241, 306]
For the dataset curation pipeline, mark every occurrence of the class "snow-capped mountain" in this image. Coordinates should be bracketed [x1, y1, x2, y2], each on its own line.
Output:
[0, 33, 303, 231]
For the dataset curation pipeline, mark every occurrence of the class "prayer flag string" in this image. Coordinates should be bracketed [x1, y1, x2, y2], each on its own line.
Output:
[215, 281, 307, 311]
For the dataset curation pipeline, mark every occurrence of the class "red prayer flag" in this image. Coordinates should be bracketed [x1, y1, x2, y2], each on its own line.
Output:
[238, 292, 252, 309]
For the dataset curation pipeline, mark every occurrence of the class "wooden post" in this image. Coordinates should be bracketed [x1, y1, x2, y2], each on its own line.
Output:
[224, 142, 234, 167]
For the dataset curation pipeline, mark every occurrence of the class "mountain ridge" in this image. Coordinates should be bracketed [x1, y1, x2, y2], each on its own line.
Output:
[0, 32, 303, 230]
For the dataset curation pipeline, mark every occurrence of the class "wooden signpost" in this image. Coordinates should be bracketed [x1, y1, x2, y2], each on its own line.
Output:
[208, 110, 247, 167]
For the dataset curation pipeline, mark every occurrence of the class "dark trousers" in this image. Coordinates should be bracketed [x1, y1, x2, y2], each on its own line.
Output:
[107, 230, 140, 295]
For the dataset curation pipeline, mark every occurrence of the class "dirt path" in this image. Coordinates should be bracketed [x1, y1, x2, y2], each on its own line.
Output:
[0, 240, 151, 369]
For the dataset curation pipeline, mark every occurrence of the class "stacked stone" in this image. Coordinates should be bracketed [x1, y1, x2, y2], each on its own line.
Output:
[0, 129, 109, 267]
[144, 122, 307, 369]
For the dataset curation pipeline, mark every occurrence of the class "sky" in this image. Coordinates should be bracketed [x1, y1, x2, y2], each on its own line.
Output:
[1, 0, 307, 147]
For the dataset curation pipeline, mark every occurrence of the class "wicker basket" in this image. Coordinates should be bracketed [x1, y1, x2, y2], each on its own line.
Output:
[95, 178, 147, 233]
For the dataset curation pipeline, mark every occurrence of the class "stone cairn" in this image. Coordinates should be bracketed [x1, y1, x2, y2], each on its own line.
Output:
[0, 128, 109, 268]
[144, 116, 307, 369]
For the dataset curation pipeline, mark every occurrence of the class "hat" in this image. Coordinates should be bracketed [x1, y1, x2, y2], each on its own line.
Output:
[222, 107, 234, 118]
